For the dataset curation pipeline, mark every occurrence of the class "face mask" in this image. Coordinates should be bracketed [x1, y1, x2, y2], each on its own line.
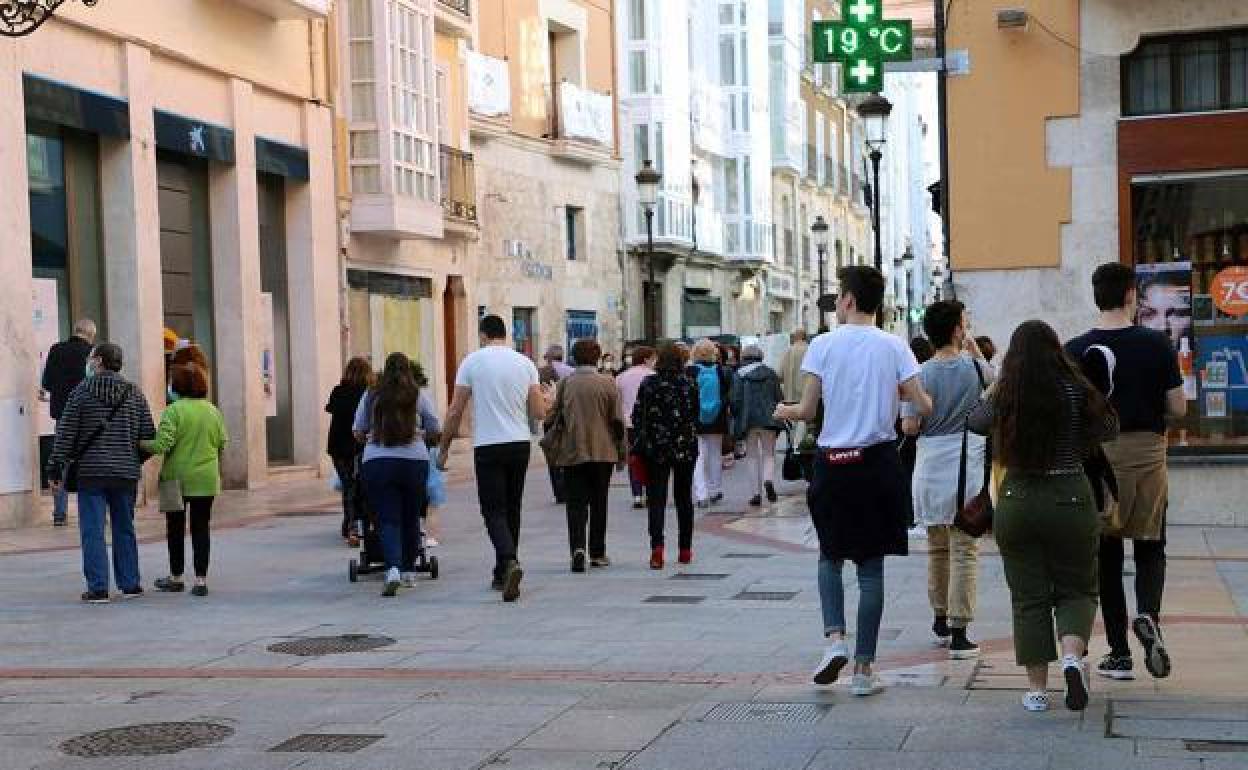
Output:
[167, 385, 179, 403]
[84, 361, 96, 379]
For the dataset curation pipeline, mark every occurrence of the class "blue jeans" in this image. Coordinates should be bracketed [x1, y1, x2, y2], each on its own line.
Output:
[818, 556, 885, 663]
[52, 483, 69, 522]
[78, 486, 140, 593]
[361, 458, 428, 572]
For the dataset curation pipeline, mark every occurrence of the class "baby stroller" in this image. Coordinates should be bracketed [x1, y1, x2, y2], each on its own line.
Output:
[347, 455, 439, 583]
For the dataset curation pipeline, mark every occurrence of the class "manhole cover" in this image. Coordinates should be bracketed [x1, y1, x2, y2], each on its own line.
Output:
[269, 734, 384, 753]
[722, 553, 773, 559]
[1186, 741, 1248, 753]
[61, 722, 233, 757]
[643, 595, 705, 604]
[733, 591, 798, 601]
[267, 634, 396, 656]
[702, 703, 827, 724]
[274, 510, 337, 518]
[670, 573, 729, 581]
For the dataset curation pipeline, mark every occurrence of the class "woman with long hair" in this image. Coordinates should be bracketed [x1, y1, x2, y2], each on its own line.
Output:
[353, 352, 440, 597]
[326, 357, 373, 544]
[634, 344, 700, 568]
[968, 321, 1118, 713]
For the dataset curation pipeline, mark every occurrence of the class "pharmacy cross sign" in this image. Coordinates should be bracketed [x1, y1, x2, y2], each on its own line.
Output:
[812, 0, 913, 93]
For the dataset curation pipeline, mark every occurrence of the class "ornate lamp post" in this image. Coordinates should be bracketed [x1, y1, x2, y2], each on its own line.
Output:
[635, 159, 662, 344]
[857, 93, 893, 273]
[1, 0, 99, 37]
[811, 215, 830, 329]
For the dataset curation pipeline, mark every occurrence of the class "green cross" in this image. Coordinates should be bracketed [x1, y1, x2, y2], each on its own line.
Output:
[812, 0, 913, 93]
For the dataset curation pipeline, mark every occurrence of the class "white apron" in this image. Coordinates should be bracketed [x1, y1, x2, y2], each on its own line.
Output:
[912, 432, 987, 527]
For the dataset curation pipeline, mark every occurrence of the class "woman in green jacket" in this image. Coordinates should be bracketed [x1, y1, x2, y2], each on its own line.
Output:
[141, 364, 228, 597]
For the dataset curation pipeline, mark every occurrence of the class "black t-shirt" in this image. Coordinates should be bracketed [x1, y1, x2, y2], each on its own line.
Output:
[1066, 326, 1182, 435]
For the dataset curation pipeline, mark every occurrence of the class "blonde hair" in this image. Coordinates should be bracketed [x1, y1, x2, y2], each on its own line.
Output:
[691, 339, 719, 364]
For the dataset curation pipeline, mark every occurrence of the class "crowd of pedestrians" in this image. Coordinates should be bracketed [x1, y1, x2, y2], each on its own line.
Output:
[41, 260, 1184, 717]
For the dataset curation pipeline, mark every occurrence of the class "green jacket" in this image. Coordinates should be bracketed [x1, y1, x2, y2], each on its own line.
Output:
[141, 398, 228, 497]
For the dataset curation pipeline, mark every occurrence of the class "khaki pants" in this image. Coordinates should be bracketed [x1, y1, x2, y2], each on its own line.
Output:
[926, 525, 980, 627]
[1101, 432, 1168, 540]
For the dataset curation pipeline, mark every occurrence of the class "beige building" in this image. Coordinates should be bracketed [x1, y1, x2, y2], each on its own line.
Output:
[333, 0, 478, 411]
[1, 0, 340, 528]
[464, 0, 622, 361]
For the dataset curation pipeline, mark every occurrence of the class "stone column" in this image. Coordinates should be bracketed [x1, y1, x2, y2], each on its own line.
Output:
[99, 43, 165, 497]
[210, 79, 266, 488]
[285, 102, 341, 469]
[0, 43, 38, 527]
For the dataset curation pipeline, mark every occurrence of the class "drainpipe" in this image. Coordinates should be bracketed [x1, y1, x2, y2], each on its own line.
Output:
[935, 0, 954, 299]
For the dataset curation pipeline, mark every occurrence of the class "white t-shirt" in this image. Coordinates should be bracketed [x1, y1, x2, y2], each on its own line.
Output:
[455, 345, 540, 448]
[801, 324, 922, 449]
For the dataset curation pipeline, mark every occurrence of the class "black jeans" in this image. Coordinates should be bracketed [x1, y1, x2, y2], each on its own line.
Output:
[361, 458, 428, 572]
[167, 496, 213, 578]
[645, 459, 695, 549]
[332, 452, 358, 537]
[1100, 524, 1167, 657]
[563, 462, 613, 558]
[475, 441, 531, 579]
[549, 465, 566, 504]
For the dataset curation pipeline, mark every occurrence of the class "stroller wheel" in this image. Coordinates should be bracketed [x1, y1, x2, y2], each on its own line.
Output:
[429, 556, 439, 580]
[348, 559, 359, 583]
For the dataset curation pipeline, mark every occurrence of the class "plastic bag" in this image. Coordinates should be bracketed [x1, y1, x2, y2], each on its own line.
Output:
[426, 449, 447, 507]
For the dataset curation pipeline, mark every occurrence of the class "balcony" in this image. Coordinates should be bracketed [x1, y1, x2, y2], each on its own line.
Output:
[436, 0, 472, 38]
[440, 145, 478, 230]
[232, 0, 327, 19]
[547, 81, 613, 165]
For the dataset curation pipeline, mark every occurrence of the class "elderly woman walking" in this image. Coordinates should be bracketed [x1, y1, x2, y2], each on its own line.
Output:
[731, 345, 784, 507]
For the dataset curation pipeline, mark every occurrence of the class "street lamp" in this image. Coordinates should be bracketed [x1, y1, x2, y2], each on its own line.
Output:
[811, 215, 830, 330]
[857, 93, 893, 273]
[0, 0, 99, 37]
[635, 159, 662, 343]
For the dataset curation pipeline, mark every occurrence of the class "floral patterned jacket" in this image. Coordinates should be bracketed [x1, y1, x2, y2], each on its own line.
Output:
[631, 370, 700, 465]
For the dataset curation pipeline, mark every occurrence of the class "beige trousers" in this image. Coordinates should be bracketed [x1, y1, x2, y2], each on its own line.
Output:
[927, 524, 980, 627]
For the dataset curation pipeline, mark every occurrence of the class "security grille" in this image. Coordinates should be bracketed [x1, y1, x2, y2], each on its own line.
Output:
[266, 634, 396, 656]
[702, 703, 827, 724]
[269, 734, 384, 753]
[60, 723, 233, 757]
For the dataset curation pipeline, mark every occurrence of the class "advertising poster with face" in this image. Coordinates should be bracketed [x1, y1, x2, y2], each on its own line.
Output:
[1137, 262, 1196, 399]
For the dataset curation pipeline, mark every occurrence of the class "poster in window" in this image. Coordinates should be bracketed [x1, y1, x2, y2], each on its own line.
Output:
[32, 278, 59, 436]
[1195, 335, 1248, 412]
[1136, 262, 1194, 399]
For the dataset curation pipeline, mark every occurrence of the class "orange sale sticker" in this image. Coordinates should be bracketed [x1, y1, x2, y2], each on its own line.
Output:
[1213, 266, 1248, 318]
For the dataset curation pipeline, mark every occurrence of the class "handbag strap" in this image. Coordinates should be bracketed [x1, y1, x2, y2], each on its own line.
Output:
[956, 419, 970, 512]
[68, 389, 128, 466]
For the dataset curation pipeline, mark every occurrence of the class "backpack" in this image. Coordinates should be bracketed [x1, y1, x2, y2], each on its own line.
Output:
[696, 364, 722, 426]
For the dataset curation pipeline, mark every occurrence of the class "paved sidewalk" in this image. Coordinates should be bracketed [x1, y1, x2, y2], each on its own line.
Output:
[1, 447, 1246, 769]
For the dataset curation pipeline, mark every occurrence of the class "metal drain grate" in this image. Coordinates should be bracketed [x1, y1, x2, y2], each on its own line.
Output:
[643, 595, 706, 604]
[702, 702, 827, 724]
[269, 734, 384, 753]
[669, 573, 730, 581]
[733, 590, 798, 601]
[61, 722, 233, 757]
[721, 553, 773, 559]
[267, 634, 396, 656]
[1185, 741, 1248, 753]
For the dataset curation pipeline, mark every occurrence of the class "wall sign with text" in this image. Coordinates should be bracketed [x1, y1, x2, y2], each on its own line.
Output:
[812, 0, 913, 93]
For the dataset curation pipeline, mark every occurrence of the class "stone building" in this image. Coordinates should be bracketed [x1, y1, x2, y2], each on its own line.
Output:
[1, 0, 339, 528]
[944, 0, 1248, 523]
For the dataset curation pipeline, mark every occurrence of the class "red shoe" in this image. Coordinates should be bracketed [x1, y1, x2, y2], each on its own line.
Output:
[678, 548, 693, 565]
[649, 546, 665, 570]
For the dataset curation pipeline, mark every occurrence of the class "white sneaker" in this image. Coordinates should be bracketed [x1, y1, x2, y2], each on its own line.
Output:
[400, 572, 417, 588]
[1062, 654, 1090, 711]
[382, 567, 401, 597]
[424, 538, 439, 548]
[812, 640, 849, 685]
[850, 673, 885, 697]
[1022, 691, 1050, 712]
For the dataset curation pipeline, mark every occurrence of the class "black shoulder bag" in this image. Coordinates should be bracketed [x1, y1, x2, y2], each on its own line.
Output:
[61, 394, 126, 493]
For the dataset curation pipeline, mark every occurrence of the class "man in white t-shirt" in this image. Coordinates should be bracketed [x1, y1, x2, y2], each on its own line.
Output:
[775, 266, 933, 698]
[439, 315, 551, 602]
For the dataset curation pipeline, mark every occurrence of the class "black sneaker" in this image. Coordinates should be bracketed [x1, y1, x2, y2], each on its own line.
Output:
[81, 590, 110, 604]
[191, 585, 208, 597]
[154, 577, 185, 593]
[121, 587, 144, 600]
[490, 577, 504, 591]
[710, 493, 724, 505]
[1133, 616, 1171, 679]
[53, 519, 68, 528]
[501, 561, 523, 602]
[932, 615, 951, 646]
[748, 495, 762, 507]
[949, 632, 981, 660]
[1095, 654, 1135, 681]
[590, 556, 611, 568]
[571, 549, 587, 573]
[764, 481, 778, 503]
[1062, 655, 1090, 711]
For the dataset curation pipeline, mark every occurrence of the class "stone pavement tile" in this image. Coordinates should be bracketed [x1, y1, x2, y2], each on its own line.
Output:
[625, 744, 816, 770]
[0, 747, 60, 770]
[1137, 737, 1248, 761]
[902, 726, 1131, 756]
[381, 719, 539, 751]
[1112, 698, 1248, 721]
[651, 721, 909, 752]
[806, 749, 1049, 770]
[378, 702, 570, 731]
[487, 749, 631, 769]
[517, 707, 686, 752]
[1204, 760, 1248, 770]
[574, 683, 719, 711]
[1046, 751, 1201, 770]
[288, 748, 494, 770]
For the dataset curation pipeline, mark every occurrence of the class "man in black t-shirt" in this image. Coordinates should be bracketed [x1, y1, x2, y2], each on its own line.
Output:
[1066, 263, 1186, 684]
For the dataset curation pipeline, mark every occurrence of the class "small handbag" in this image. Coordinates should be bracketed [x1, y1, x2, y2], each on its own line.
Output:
[539, 381, 573, 466]
[954, 360, 993, 538]
[781, 424, 804, 481]
[158, 479, 185, 512]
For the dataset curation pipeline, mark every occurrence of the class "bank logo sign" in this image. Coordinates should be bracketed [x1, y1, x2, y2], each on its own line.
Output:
[812, 0, 913, 94]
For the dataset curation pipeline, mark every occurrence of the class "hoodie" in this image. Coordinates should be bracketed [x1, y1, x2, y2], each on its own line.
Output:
[730, 361, 784, 439]
[48, 371, 156, 488]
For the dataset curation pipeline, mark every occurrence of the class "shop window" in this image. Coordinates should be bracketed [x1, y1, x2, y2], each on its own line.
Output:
[513, 307, 536, 359]
[1123, 28, 1248, 116]
[1131, 174, 1248, 452]
[566, 310, 598, 353]
[346, 269, 433, 371]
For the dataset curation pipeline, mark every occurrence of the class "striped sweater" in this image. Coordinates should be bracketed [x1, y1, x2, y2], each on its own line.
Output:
[48, 372, 156, 487]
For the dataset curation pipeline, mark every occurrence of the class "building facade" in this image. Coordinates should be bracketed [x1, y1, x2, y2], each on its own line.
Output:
[945, 0, 1248, 523]
[334, 0, 478, 411]
[464, 0, 622, 363]
[617, 0, 775, 342]
[2, 0, 339, 528]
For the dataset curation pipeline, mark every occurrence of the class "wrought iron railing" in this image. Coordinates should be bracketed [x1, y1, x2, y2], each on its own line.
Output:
[440, 145, 477, 223]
